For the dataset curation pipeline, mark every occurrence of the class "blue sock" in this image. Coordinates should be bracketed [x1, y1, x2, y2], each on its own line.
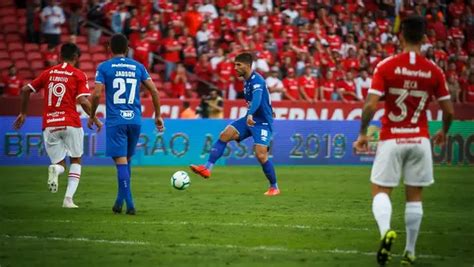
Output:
[116, 164, 134, 210]
[205, 139, 227, 170]
[115, 164, 126, 207]
[261, 160, 278, 188]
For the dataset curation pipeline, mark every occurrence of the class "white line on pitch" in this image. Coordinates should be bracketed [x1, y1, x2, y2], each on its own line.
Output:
[1, 235, 445, 259]
[3, 218, 470, 236]
[2, 234, 148, 245]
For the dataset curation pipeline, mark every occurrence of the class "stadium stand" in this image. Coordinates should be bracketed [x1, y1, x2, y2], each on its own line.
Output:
[0, 0, 473, 103]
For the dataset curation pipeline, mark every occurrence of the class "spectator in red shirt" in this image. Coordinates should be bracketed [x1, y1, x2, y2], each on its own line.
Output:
[183, 2, 203, 37]
[170, 63, 188, 99]
[282, 68, 299, 101]
[44, 44, 59, 67]
[183, 37, 198, 72]
[336, 71, 360, 102]
[320, 70, 336, 101]
[298, 66, 319, 103]
[0, 65, 24, 97]
[162, 28, 182, 81]
[194, 54, 213, 96]
[215, 56, 233, 97]
[464, 72, 474, 102]
[132, 31, 151, 69]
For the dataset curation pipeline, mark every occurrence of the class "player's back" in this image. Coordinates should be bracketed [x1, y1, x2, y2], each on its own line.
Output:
[28, 62, 90, 129]
[244, 72, 273, 125]
[370, 51, 449, 140]
[96, 57, 149, 126]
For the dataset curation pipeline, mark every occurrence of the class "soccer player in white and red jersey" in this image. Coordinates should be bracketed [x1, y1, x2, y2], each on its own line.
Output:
[353, 16, 454, 266]
[13, 43, 102, 208]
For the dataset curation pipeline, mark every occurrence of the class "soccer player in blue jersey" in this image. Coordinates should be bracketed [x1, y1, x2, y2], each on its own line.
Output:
[190, 52, 279, 196]
[88, 34, 165, 214]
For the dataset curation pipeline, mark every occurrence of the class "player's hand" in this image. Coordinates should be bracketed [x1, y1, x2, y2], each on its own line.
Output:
[87, 116, 102, 132]
[93, 117, 103, 133]
[432, 130, 447, 146]
[155, 116, 165, 132]
[13, 113, 26, 130]
[247, 114, 255, 127]
[353, 134, 369, 153]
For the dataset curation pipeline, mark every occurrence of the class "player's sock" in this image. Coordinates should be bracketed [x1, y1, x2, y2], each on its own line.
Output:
[65, 163, 81, 199]
[261, 160, 278, 188]
[404, 201, 423, 256]
[205, 139, 227, 170]
[372, 192, 392, 238]
[115, 164, 127, 207]
[117, 164, 134, 210]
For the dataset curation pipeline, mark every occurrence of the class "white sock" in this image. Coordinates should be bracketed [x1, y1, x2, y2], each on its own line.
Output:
[65, 163, 81, 199]
[53, 164, 65, 175]
[372, 192, 392, 238]
[405, 202, 423, 255]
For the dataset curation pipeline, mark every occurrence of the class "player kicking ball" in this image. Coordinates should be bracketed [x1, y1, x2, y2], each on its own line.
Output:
[353, 16, 454, 266]
[190, 52, 279, 196]
[13, 43, 102, 208]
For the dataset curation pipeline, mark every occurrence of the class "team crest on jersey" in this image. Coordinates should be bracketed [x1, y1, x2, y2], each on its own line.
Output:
[120, 110, 135, 120]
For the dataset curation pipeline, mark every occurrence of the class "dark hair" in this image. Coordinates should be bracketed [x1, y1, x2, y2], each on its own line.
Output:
[235, 52, 253, 66]
[401, 16, 426, 45]
[110, 33, 128, 55]
[183, 101, 190, 108]
[60, 43, 81, 61]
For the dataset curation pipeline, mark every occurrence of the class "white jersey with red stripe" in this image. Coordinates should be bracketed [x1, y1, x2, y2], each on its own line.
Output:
[28, 62, 90, 130]
[369, 52, 450, 140]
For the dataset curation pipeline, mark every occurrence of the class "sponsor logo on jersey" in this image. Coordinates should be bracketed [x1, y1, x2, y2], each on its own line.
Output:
[390, 127, 420, 134]
[111, 63, 137, 70]
[253, 84, 261, 89]
[120, 110, 135, 120]
[394, 67, 432, 78]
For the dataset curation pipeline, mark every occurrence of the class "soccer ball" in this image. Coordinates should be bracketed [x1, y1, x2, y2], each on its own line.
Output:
[171, 171, 190, 190]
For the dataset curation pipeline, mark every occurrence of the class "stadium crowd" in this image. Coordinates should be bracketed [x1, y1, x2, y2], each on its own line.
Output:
[1, 0, 474, 104]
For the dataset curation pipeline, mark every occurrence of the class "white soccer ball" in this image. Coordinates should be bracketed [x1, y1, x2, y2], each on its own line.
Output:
[171, 171, 190, 190]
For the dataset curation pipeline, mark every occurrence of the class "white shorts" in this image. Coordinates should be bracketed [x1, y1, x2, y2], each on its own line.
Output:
[370, 137, 434, 187]
[43, 126, 84, 164]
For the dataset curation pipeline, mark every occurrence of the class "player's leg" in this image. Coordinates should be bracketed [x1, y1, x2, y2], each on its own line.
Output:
[370, 139, 402, 265]
[254, 144, 279, 196]
[120, 124, 141, 215]
[106, 125, 129, 214]
[401, 138, 433, 265]
[62, 157, 81, 208]
[43, 127, 67, 193]
[62, 127, 85, 208]
[190, 117, 248, 178]
[401, 186, 423, 265]
[250, 125, 279, 196]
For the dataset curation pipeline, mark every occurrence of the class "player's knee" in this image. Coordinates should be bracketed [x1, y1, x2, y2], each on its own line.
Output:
[70, 157, 81, 164]
[255, 150, 267, 163]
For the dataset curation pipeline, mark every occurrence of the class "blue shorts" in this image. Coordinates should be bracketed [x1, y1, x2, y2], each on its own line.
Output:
[230, 117, 272, 146]
[106, 124, 141, 158]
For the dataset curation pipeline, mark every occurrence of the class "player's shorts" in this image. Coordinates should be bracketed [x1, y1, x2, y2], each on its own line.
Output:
[229, 117, 272, 146]
[106, 124, 141, 158]
[43, 126, 84, 164]
[370, 137, 433, 187]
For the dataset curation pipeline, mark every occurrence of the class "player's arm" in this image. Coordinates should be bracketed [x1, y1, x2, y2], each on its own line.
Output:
[353, 93, 381, 153]
[246, 83, 264, 126]
[142, 79, 165, 132]
[78, 95, 102, 132]
[432, 70, 455, 146]
[12, 85, 33, 130]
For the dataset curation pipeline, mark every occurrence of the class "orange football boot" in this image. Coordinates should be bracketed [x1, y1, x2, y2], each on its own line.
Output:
[264, 187, 280, 196]
[189, 164, 211, 178]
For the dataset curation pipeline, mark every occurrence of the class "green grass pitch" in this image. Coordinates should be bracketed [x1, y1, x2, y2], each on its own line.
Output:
[0, 165, 473, 266]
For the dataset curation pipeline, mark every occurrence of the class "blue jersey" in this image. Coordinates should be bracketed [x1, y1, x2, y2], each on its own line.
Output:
[244, 71, 273, 125]
[95, 56, 150, 126]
